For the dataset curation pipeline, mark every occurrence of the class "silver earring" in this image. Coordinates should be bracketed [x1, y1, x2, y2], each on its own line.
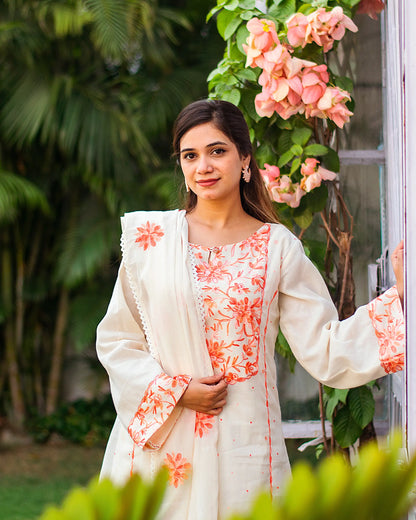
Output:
[185, 180, 190, 192]
[242, 166, 251, 183]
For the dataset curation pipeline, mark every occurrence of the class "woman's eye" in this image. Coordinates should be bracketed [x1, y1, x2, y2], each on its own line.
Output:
[183, 152, 196, 160]
[212, 148, 225, 156]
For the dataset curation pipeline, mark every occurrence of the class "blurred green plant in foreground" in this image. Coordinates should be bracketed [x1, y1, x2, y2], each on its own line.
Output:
[39, 435, 416, 520]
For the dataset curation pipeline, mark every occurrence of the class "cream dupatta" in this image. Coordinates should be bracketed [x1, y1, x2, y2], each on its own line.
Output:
[119, 208, 220, 517]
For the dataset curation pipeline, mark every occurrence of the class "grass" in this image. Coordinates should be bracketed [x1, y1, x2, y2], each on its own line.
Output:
[0, 441, 105, 520]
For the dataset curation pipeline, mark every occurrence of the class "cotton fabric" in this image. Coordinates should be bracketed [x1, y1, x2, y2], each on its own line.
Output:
[97, 209, 404, 520]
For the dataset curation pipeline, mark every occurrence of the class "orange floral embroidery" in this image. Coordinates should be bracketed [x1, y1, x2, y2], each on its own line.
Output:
[164, 452, 192, 488]
[128, 373, 191, 447]
[191, 225, 270, 384]
[196, 261, 231, 283]
[135, 222, 164, 250]
[195, 412, 215, 438]
[367, 286, 405, 374]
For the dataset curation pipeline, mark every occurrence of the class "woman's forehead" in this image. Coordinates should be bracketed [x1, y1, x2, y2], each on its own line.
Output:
[180, 122, 231, 149]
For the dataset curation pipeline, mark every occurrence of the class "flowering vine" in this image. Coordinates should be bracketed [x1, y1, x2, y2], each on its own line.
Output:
[244, 14, 355, 126]
[206, 0, 386, 452]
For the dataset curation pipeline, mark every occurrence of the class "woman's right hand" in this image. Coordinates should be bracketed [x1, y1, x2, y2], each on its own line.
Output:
[178, 373, 228, 415]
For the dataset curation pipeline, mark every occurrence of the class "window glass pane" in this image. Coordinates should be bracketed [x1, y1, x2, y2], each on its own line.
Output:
[329, 15, 383, 150]
[279, 15, 387, 430]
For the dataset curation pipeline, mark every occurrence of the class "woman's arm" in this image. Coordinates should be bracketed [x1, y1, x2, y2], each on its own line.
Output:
[277, 239, 405, 389]
[97, 262, 191, 449]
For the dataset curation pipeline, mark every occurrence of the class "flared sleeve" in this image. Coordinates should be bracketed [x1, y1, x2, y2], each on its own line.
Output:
[278, 239, 404, 388]
[96, 262, 191, 450]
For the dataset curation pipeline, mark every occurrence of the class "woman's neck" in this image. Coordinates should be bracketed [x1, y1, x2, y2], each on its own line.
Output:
[187, 199, 249, 230]
[185, 199, 263, 247]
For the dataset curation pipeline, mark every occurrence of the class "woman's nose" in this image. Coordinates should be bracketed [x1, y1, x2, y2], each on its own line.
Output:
[196, 156, 213, 174]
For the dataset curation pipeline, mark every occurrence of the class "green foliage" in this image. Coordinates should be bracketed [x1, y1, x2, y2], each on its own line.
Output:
[229, 436, 416, 520]
[323, 384, 376, 448]
[206, 0, 360, 231]
[39, 469, 168, 520]
[27, 395, 115, 445]
[0, 0, 223, 425]
[40, 437, 416, 520]
[206, 0, 379, 453]
[0, 167, 50, 221]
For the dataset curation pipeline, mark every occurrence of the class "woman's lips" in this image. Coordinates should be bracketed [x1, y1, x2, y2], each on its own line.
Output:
[197, 179, 219, 187]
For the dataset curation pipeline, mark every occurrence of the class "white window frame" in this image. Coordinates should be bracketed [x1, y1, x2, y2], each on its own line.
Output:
[403, 0, 416, 456]
[384, 0, 416, 460]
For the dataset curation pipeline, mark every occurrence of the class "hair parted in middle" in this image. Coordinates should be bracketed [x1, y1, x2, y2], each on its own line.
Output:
[172, 99, 279, 224]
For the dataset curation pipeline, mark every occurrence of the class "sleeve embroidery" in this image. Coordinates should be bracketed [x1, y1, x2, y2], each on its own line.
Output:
[128, 373, 191, 447]
[367, 286, 405, 374]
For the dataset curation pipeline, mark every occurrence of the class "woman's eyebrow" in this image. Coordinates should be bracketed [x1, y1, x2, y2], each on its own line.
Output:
[180, 141, 228, 153]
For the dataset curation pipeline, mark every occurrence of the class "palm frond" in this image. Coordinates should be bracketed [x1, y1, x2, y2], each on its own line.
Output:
[0, 169, 50, 222]
[54, 204, 120, 288]
[38, 1, 93, 37]
[84, 0, 129, 61]
[68, 282, 114, 350]
[0, 73, 52, 147]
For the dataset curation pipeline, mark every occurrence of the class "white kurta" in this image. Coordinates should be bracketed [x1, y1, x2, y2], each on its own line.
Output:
[96, 209, 404, 520]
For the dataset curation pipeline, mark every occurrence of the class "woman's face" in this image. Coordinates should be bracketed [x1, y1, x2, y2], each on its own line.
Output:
[179, 122, 250, 204]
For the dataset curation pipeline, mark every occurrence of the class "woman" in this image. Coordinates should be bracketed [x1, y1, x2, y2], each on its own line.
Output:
[96, 99, 405, 520]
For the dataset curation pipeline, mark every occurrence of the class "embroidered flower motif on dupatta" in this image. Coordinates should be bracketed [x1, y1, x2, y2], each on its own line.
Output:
[135, 221, 164, 250]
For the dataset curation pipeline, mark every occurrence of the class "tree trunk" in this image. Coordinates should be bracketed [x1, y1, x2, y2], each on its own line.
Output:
[2, 237, 25, 426]
[45, 288, 69, 415]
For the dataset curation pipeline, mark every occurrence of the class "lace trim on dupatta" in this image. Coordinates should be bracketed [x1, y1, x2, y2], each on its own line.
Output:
[120, 230, 159, 362]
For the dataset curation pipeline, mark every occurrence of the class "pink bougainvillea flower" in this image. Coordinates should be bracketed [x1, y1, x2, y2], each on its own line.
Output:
[135, 222, 164, 250]
[243, 36, 264, 68]
[243, 13, 355, 125]
[287, 7, 357, 52]
[286, 12, 310, 48]
[271, 76, 291, 103]
[308, 7, 358, 52]
[284, 55, 315, 79]
[267, 175, 306, 208]
[246, 18, 280, 51]
[262, 43, 291, 75]
[243, 17, 280, 66]
[259, 163, 281, 186]
[301, 158, 319, 176]
[357, 0, 385, 20]
[301, 64, 329, 104]
[300, 158, 337, 192]
[316, 86, 354, 128]
[275, 99, 303, 120]
[254, 90, 279, 118]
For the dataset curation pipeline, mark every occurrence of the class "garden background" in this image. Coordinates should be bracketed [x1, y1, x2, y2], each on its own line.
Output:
[0, 1, 402, 519]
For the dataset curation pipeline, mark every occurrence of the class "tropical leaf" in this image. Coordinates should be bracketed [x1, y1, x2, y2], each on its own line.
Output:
[84, 0, 129, 60]
[0, 169, 49, 222]
[54, 206, 120, 288]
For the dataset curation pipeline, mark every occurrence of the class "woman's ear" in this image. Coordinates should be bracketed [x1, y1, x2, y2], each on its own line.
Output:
[242, 155, 251, 169]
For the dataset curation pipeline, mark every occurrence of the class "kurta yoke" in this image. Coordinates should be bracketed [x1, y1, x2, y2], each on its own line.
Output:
[96, 209, 404, 520]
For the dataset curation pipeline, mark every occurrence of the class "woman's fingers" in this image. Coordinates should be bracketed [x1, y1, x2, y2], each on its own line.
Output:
[391, 240, 404, 303]
[178, 374, 228, 413]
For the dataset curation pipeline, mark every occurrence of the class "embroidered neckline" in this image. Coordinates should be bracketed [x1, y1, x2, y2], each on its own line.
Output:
[189, 223, 270, 250]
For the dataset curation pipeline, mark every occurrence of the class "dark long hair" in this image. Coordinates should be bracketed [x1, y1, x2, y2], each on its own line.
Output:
[172, 99, 279, 224]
